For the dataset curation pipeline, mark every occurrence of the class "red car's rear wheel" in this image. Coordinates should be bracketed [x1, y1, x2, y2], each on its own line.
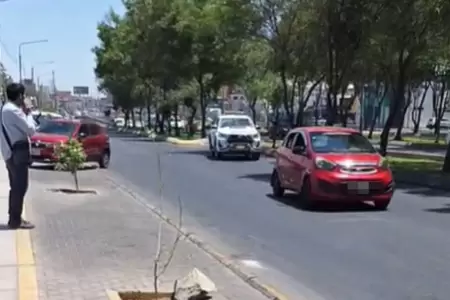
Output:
[271, 170, 285, 197]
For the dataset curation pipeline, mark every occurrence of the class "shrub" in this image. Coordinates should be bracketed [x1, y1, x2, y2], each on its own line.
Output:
[54, 139, 86, 191]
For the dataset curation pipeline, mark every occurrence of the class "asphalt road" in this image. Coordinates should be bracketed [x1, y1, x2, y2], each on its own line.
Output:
[108, 134, 450, 300]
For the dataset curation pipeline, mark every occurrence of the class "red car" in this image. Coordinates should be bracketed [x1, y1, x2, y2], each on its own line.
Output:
[30, 119, 111, 168]
[270, 127, 394, 210]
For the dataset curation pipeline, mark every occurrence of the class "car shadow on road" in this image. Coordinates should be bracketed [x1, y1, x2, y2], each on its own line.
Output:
[238, 173, 271, 182]
[265, 193, 378, 213]
[169, 149, 252, 161]
[424, 204, 450, 213]
[395, 183, 450, 197]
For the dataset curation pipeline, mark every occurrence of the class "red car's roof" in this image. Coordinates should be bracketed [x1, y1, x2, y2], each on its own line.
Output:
[291, 126, 359, 134]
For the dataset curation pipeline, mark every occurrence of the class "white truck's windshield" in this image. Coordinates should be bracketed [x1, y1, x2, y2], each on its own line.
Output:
[219, 118, 252, 128]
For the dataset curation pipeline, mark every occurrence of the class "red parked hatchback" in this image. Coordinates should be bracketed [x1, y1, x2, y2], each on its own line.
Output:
[270, 127, 394, 210]
[30, 119, 111, 168]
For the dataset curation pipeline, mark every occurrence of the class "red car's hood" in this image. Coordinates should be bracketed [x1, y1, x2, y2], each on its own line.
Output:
[31, 133, 70, 144]
[315, 153, 382, 166]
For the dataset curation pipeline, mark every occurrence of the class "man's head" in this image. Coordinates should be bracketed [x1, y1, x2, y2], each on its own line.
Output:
[6, 83, 25, 105]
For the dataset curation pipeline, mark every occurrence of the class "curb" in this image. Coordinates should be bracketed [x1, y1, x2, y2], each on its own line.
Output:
[16, 207, 38, 300]
[113, 128, 204, 146]
[105, 175, 289, 300]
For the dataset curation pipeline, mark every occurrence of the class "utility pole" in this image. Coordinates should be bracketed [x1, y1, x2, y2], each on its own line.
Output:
[52, 70, 57, 111]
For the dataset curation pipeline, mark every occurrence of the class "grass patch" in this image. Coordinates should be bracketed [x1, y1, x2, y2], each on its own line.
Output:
[169, 132, 201, 140]
[387, 156, 443, 173]
[402, 136, 445, 145]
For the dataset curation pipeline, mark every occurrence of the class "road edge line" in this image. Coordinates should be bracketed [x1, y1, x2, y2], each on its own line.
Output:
[16, 207, 38, 300]
[106, 176, 289, 300]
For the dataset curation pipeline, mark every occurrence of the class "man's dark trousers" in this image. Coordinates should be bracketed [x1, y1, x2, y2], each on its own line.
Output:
[5, 158, 28, 224]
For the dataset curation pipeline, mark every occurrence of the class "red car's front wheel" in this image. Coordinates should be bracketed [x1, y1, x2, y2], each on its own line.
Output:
[374, 198, 391, 211]
[299, 177, 315, 209]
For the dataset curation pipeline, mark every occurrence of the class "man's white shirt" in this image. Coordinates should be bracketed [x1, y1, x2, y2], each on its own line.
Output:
[0, 102, 36, 160]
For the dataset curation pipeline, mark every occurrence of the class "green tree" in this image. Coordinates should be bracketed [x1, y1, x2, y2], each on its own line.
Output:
[374, 0, 450, 155]
[175, 0, 259, 137]
[55, 140, 86, 191]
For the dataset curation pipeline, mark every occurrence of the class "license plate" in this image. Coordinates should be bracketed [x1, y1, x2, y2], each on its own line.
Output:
[348, 181, 369, 193]
[31, 148, 41, 156]
[235, 145, 246, 149]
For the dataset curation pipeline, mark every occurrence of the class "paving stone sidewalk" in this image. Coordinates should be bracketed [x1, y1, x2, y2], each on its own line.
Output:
[0, 162, 18, 300]
[27, 166, 265, 300]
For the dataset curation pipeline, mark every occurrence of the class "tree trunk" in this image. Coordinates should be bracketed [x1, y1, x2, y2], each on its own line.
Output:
[280, 69, 293, 127]
[124, 110, 130, 128]
[174, 105, 180, 137]
[131, 109, 136, 127]
[198, 75, 207, 138]
[380, 74, 405, 156]
[412, 84, 429, 134]
[188, 107, 197, 137]
[139, 107, 144, 129]
[146, 105, 152, 129]
[250, 97, 257, 123]
[73, 171, 79, 191]
[272, 107, 280, 148]
[393, 105, 409, 140]
[442, 141, 450, 172]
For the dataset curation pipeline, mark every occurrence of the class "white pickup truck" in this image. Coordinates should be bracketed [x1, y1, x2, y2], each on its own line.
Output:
[208, 114, 261, 160]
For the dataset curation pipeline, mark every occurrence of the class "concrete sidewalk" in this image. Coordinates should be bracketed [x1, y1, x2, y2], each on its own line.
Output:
[0, 162, 37, 300]
[25, 166, 267, 300]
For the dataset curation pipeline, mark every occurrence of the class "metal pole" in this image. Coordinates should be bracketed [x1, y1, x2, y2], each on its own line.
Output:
[52, 70, 57, 111]
[18, 47, 22, 83]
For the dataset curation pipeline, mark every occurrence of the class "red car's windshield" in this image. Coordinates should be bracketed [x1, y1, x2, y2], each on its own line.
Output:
[36, 121, 76, 136]
[310, 132, 376, 154]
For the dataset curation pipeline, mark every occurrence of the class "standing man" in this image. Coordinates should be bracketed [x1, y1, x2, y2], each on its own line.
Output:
[0, 83, 36, 229]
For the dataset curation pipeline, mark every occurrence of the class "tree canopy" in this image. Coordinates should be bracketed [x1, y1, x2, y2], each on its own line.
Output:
[94, 0, 450, 151]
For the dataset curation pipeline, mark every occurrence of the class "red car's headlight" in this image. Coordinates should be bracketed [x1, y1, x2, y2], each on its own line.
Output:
[378, 157, 390, 169]
[315, 157, 336, 170]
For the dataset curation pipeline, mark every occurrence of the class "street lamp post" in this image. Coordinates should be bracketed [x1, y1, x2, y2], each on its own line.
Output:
[33, 61, 54, 108]
[18, 39, 48, 82]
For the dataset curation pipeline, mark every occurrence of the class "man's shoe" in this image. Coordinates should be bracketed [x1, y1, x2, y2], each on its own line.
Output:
[8, 219, 35, 229]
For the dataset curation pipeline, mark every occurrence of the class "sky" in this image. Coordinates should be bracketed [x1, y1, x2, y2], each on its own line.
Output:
[0, 0, 125, 97]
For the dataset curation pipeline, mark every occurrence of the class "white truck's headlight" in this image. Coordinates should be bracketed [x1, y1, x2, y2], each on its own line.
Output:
[217, 133, 227, 139]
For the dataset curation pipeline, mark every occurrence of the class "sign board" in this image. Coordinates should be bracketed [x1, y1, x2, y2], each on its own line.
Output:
[73, 86, 89, 95]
